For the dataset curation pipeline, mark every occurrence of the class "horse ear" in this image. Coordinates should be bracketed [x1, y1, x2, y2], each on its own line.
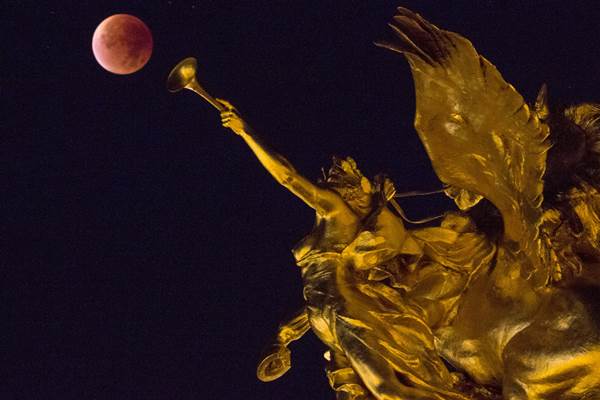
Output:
[535, 83, 549, 120]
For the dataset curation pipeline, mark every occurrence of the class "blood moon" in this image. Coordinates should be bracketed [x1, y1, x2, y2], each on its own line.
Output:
[92, 14, 153, 75]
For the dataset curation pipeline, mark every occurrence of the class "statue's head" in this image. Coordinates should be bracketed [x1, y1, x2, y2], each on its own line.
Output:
[324, 156, 373, 213]
[545, 102, 600, 195]
[563, 103, 600, 166]
[532, 84, 600, 196]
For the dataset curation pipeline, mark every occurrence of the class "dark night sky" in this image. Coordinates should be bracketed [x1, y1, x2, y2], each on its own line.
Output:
[5, 1, 600, 399]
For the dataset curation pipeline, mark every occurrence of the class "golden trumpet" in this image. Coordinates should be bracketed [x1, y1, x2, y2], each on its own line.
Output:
[166, 57, 225, 111]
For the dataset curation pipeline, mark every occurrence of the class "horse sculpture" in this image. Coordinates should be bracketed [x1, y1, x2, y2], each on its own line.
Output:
[170, 6, 600, 400]
[246, 7, 600, 400]
[376, 8, 600, 399]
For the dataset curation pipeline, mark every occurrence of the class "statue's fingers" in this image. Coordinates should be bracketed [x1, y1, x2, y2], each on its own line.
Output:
[215, 98, 231, 107]
[215, 98, 236, 111]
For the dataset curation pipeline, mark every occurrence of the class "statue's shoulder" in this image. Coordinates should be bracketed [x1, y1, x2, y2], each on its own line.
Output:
[405, 212, 496, 278]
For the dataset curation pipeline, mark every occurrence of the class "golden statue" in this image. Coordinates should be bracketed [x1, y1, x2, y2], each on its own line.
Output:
[168, 7, 600, 400]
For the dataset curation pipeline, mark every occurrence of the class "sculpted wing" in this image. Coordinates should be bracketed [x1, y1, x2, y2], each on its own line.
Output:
[377, 8, 550, 245]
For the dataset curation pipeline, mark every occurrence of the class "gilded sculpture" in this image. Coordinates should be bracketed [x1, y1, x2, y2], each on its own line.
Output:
[168, 7, 600, 400]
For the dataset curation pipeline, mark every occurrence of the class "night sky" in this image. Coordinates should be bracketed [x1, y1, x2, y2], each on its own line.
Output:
[6, 1, 600, 399]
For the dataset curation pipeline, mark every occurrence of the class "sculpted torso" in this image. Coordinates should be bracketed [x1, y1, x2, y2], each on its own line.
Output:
[292, 205, 360, 349]
[203, 6, 600, 399]
[293, 202, 414, 348]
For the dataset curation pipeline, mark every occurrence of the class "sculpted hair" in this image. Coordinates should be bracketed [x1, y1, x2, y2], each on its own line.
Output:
[324, 156, 372, 201]
[565, 103, 600, 185]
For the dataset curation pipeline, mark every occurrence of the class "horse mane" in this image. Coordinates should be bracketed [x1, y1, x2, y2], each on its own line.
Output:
[537, 103, 600, 282]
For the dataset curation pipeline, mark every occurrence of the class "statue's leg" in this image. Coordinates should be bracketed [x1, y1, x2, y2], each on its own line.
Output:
[335, 325, 466, 400]
[326, 351, 373, 400]
[503, 290, 600, 399]
[504, 331, 600, 399]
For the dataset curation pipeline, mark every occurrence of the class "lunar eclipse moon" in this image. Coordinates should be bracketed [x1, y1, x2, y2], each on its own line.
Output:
[92, 14, 153, 75]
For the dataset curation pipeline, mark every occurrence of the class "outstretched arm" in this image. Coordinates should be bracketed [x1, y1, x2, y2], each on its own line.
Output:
[218, 99, 344, 215]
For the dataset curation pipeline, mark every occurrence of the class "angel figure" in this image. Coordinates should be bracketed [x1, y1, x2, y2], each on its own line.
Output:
[217, 96, 471, 399]
[176, 6, 600, 400]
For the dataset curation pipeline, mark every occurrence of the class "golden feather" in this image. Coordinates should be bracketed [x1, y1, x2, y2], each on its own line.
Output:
[377, 7, 550, 246]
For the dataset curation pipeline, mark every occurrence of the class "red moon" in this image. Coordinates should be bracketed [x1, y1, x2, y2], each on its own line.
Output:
[92, 14, 153, 75]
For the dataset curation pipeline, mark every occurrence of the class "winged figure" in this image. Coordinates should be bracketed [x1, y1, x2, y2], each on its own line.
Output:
[372, 7, 600, 399]
[171, 6, 600, 400]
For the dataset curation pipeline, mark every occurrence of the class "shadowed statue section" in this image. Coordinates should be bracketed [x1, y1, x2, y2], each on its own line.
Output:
[168, 7, 600, 399]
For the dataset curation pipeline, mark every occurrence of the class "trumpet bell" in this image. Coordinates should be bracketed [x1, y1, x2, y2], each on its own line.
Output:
[166, 57, 225, 111]
[167, 57, 198, 93]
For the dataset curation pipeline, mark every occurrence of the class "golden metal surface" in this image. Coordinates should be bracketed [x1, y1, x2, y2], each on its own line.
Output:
[168, 7, 600, 399]
[166, 57, 224, 111]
